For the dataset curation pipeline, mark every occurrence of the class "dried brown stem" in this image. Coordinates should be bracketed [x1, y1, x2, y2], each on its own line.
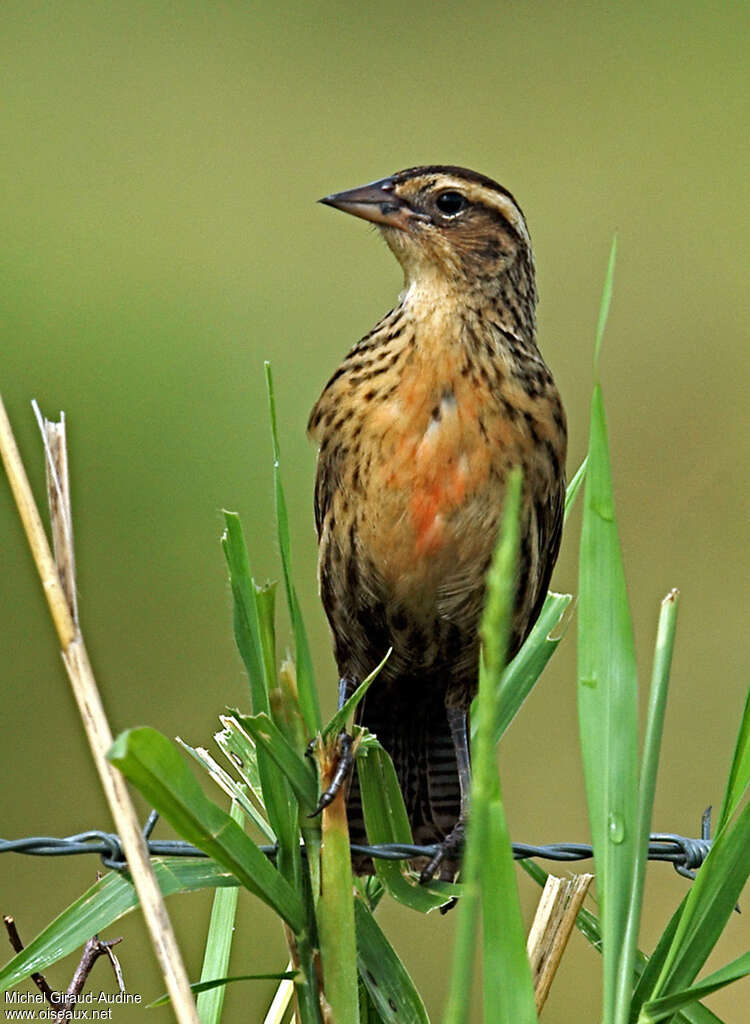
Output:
[33, 402, 78, 625]
[0, 395, 200, 1024]
[55, 935, 123, 1021]
[5, 914, 123, 1023]
[4, 915, 56, 1005]
[527, 872, 594, 1014]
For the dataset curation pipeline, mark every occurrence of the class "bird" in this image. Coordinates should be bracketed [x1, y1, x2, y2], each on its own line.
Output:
[308, 165, 567, 880]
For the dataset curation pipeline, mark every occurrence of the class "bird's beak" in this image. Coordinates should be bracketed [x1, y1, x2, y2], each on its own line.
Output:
[318, 177, 416, 230]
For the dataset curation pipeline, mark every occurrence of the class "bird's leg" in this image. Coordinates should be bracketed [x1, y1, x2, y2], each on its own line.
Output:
[419, 704, 471, 883]
[309, 676, 358, 816]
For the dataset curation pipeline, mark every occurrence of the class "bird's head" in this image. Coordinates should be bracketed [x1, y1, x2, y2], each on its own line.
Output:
[319, 165, 535, 303]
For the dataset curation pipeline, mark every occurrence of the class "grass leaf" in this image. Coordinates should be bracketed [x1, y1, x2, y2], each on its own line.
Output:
[648, 799, 750, 1001]
[716, 684, 750, 832]
[254, 580, 278, 696]
[578, 382, 639, 1024]
[470, 457, 582, 749]
[265, 361, 321, 733]
[221, 511, 299, 879]
[594, 235, 617, 372]
[358, 740, 453, 913]
[235, 711, 318, 812]
[615, 590, 679, 1013]
[355, 897, 429, 1024]
[445, 469, 537, 1024]
[477, 469, 537, 1024]
[0, 859, 237, 993]
[475, 590, 571, 748]
[149, 972, 298, 1009]
[195, 799, 244, 1024]
[221, 512, 272, 713]
[640, 950, 750, 1022]
[315, 742, 360, 1024]
[564, 456, 588, 521]
[323, 648, 392, 739]
[108, 727, 305, 932]
[177, 737, 275, 841]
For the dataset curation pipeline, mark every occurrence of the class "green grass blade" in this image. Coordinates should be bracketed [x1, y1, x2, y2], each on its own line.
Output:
[357, 740, 453, 912]
[254, 580, 278, 694]
[472, 456, 582, 749]
[674, 1004, 726, 1023]
[442, 814, 481, 1024]
[480, 793, 537, 1024]
[639, 951, 750, 1023]
[476, 590, 571, 747]
[616, 590, 679, 1014]
[323, 649, 391, 739]
[315, 747, 360, 1024]
[358, 738, 411, 842]
[445, 469, 537, 1024]
[564, 456, 588, 521]
[264, 361, 321, 733]
[272, 658, 311, 754]
[108, 727, 305, 932]
[716, 684, 750, 832]
[594, 235, 617, 372]
[477, 469, 537, 1024]
[235, 711, 318, 812]
[649, 799, 750, 1000]
[177, 738, 275, 841]
[149, 973, 298, 1009]
[0, 859, 237, 993]
[221, 512, 299, 877]
[196, 800, 244, 1024]
[578, 382, 639, 1024]
[354, 897, 429, 1024]
[629, 902, 728, 1023]
[222, 511, 272, 713]
[628, 890, 686, 1021]
[215, 716, 265, 802]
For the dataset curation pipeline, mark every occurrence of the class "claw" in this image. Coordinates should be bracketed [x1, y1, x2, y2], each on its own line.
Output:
[309, 731, 354, 817]
[419, 820, 465, 883]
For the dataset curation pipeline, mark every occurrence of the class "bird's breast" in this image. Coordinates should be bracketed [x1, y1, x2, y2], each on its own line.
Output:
[355, 339, 518, 595]
[312, 299, 564, 612]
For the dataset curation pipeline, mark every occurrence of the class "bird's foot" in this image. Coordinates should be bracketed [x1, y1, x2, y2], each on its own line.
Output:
[419, 820, 465, 883]
[308, 730, 354, 817]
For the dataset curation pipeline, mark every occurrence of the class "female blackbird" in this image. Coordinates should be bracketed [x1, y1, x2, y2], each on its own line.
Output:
[309, 166, 567, 878]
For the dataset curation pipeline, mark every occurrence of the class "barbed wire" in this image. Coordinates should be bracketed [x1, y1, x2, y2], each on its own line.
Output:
[1, 809, 712, 881]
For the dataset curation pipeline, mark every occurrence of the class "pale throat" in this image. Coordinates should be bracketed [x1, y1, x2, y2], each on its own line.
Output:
[398, 269, 472, 344]
[398, 263, 531, 357]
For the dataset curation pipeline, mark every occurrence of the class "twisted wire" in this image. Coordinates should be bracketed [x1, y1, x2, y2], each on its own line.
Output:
[1, 821, 712, 879]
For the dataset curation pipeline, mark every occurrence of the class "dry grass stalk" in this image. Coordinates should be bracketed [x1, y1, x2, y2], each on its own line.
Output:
[527, 871, 594, 1013]
[263, 959, 295, 1024]
[0, 395, 200, 1024]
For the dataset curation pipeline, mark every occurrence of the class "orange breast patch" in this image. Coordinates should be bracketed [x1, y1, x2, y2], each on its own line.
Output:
[389, 381, 488, 558]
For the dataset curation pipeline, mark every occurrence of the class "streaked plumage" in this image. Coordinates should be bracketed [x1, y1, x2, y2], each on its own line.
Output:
[309, 166, 566, 876]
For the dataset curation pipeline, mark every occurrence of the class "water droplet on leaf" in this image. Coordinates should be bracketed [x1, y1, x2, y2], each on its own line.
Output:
[608, 813, 625, 844]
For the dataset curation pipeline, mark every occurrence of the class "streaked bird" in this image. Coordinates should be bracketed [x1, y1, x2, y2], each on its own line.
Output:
[309, 165, 567, 878]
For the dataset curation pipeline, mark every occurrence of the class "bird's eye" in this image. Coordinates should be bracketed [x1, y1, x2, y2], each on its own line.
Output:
[435, 191, 467, 216]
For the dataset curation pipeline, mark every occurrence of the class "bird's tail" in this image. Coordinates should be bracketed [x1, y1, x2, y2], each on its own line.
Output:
[347, 688, 461, 869]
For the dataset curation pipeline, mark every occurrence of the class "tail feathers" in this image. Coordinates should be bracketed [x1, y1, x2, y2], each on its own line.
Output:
[348, 694, 461, 864]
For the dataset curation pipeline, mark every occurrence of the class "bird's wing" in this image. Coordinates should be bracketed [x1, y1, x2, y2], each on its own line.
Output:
[526, 476, 566, 637]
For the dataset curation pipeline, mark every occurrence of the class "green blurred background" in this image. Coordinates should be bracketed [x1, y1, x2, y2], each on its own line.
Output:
[2, 1, 748, 1020]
